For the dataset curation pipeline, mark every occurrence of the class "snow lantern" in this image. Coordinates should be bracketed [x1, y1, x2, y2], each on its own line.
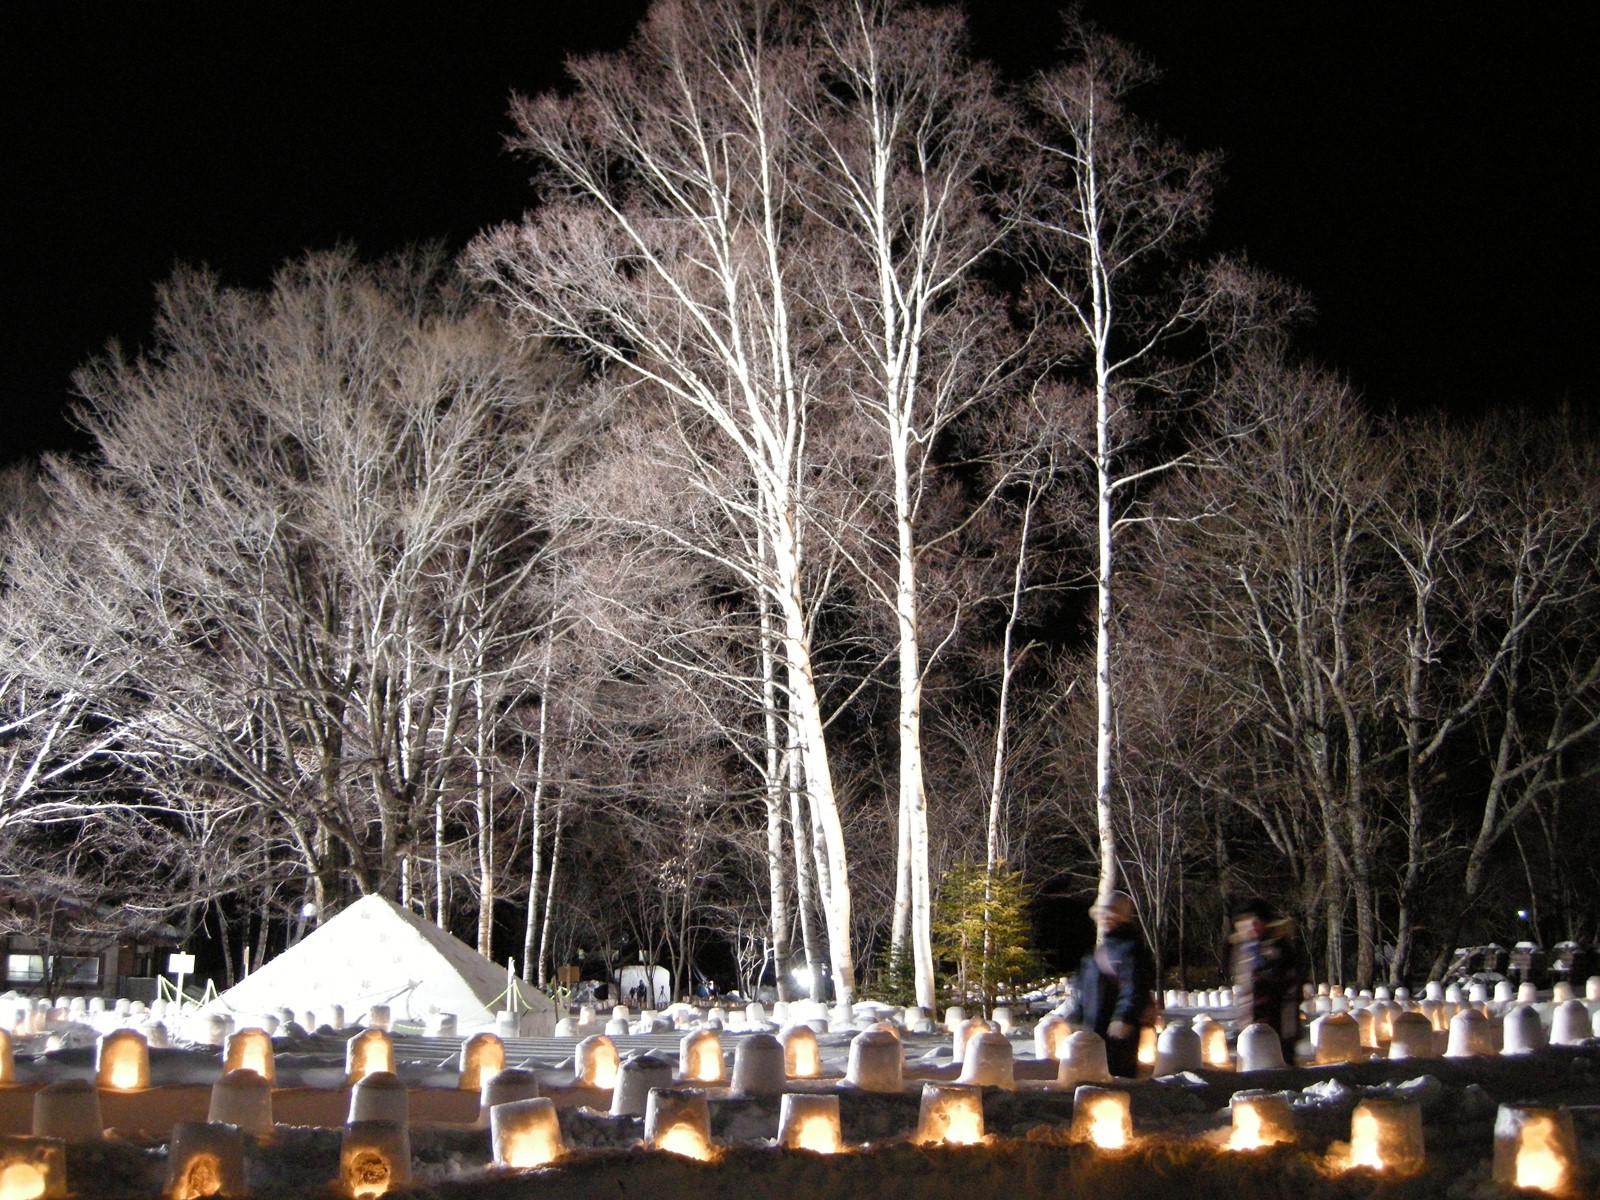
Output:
[1058, 1030, 1112, 1086]
[458, 1033, 505, 1092]
[604, 1018, 629, 1036]
[1227, 1090, 1295, 1151]
[1423, 981, 1444, 1002]
[645, 1088, 714, 1160]
[1468, 981, 1491, 1005]
[553, 1018, 578, 1037]
[781, 1025, 821, 1078]
[943, 1006, 965, 1032]
[1193, 1015, 1230, 1068]
[957, 1030, 1014, 1088]
[339, 1120, 410, 1198]
[679, 1030, 724, 1084]
[1311, 1012, 1360, 1064]
[363, 1005, 392, 1032]
[1367, 1000, 1398, 1043]
[1136, 1024, 1157, 1071]
[322, 1004, 346, 1032]
[1071, 1085, 1133, 1150]
[1154, 1021, 1202, 1075]
[1503, 1005, 1546, 1055]
[491, 1097, 566, 1169]
[424, 1013, 457, 1039]
[611, 1055, 673, 1117]
[1235, 1023, 1286, 1072]
[95, 1029, 150, 1091]
[0, 1135, 67, 1200]
[1550, 1000, 1590, 1046]
[1517, 982, 1539, 1003]
[746, 1002, 768, 1026]
[1034, 1014, 1071, 1061]
[1494, 1105, 1579, 1195]
[1551, 982, 1575, 1003]
[208, 1069, 273, 1140]
[1352, 1006, 1377, 1049]
[575, 1034, 619, 1089]
[777, 1093, 842, 1153]
[1494, 980, 1515, 1004]
[1444, 1008, 1494, 1057]
[163, 1121, 245, 1200]
[222, 1028, 276, 1085]
[845, 1028, 903, 1092]
[1587, 976, 1600, 1002]
[1336, 1098, 1424, 1175]
[913, 1083, 984, 1146]
[31, 1080, 101, 1141]
[730, 1033, 787, 1097]
[478, 1069, 539, 1128]
[345, 1029, 394, 1085]
[990, 1006, 1015, 1034]
[1387, 1010, 1437, 1059]
[348, 1072, 409, 1127]
[0, 1032, 12, 1085]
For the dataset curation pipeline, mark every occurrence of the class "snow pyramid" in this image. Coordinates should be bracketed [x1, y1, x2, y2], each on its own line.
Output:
[201, 895, 555, 1035]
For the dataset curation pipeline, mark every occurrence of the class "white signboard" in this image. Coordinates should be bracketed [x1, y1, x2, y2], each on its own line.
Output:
[167, 952, 196, 975]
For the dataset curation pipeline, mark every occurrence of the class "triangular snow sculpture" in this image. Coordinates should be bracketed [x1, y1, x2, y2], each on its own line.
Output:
[202, 894, 555, 1035]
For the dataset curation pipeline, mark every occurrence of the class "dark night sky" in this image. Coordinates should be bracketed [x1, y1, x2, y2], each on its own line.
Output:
[1, 2, 1590, 466]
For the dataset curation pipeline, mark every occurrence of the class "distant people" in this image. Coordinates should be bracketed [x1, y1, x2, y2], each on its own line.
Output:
[1065, 890, 1156, 1078]
[1231, 897, 1303, 1065]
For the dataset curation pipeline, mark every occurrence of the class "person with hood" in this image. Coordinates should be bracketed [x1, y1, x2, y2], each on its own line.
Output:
[1064, 890, 1156, 1077]
[1231, 897, 1303, 1065]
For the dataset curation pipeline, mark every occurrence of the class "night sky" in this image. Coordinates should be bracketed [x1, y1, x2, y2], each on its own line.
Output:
[2, 2, 1589, 466]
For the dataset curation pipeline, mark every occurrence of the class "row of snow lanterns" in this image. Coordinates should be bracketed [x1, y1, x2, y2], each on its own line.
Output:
[2, 1019, 1591, 1198]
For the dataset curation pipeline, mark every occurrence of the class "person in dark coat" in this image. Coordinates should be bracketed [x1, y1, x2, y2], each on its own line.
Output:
[1065, 890, 1156, 1078]
[1231, 897, 1304, 1065]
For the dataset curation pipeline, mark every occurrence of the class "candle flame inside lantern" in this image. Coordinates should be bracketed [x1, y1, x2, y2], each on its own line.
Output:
[655, 1123, 712, 1161]
[792, 1113, 841, 1154]
[1229, 1103, 1266, 1151]
[941, 1102, 984, 1146]
[169, 1152, 222, 1200]
[1347, 1108, 1386, 1171]
[1137, 1026, 1156, 1067]
[0, 1163, 46, 1200]
[686, 1036, 722, 1083]
[1515, 1114, 1569, 1193]
[1200, 1022, 1229, 1067]
[1088, 1098, 1128, 1149]
[788, 1039, 820, 1078]
[347, 1150, 392, 1198]
[501, 1126, 561, 1170]
[106, 1055, 143, 1091]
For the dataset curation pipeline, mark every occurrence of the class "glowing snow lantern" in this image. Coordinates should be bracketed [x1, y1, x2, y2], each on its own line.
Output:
[1552, 982, 1575, 1003]
[957, 1030, 1014, 1088]
[0, 1135, 67, 1200]
[943, 1006, 965, 1032]
[645, 1089, 713, 1160]
[913, 1083, 985, 1146]
[1311, 1012, 1360, 1064]
[1226, 1090, 1295, 1151]
[1034, 1014, 1071, 1061]
[478, 1068, 539, 1128]
[1058, 1030, 1112, 1086]
[490, 1097, 565, 1169]
[1235, 1022, 1287, 1072]
[1352, 1006, 1377, 1049]
[340, 1120, 410, 1198]
[1444, 1008, 1494, 1057]
[777, 1093, 842, 1154]
[0, 1032, 13, 1086]
[679, 1030, 724, 1084]
[208, 1069, 273, 1140]
[30, 1081, 101, 1142]
[610, 1055, 673, 1118]
[1549, 1000, 1590, 1046]
[163, 1121, 245, 1200]
[345, 1029, 394, 1085]
[1587, 976, 1600, 1002]
[222, 1027, 275, 1085]
[574, 1034, 619, 1089]
[1387, 1010, 1438, 1059]
[458, 1033, 505, 1092]
[951, 1018, 991, 1065]
[1136, 1025, 1157, 1072]
[781, 1024, 822, 1079]
[349, 1072, 409, 1127]
[94, 1029, 149, 1091]
[845, 1028, 903, 1092]
[1194, 1015, 1230, 1068]
[1339, 1098, 1424, 1175]
[1366, 999, 1398, 1043]
[1493, 1105, 1579, 1195]
[1071, 1086, 1133, 1150]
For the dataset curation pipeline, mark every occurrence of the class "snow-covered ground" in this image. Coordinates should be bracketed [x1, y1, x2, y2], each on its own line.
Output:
[2, 1002, 1597, 1198]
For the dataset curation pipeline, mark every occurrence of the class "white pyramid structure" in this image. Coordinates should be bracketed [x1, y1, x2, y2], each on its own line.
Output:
[201, 894, 555, 1035]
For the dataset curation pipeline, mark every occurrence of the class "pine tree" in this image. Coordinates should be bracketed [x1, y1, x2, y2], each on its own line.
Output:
[932, 860, 1041, 1012]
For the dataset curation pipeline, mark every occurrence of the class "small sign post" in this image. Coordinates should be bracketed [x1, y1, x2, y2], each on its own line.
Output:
[167, 952, 196, 1006]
